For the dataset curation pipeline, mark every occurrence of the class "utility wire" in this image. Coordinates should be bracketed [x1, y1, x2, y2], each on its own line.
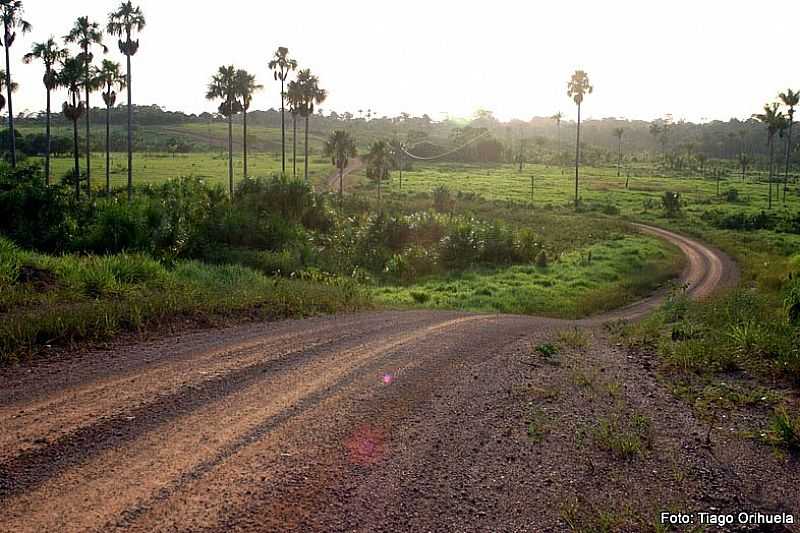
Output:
[400, 129, 493, 161]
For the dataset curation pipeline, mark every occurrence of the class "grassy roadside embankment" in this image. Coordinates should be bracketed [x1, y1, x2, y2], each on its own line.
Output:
[0, 237, 368, 363]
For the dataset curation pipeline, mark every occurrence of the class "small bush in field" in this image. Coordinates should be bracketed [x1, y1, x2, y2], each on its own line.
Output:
[410, 291, 431, 303]
[661, 191, 681, 217]
[535, 250, 549, 268]
[432, 185, 453, 213]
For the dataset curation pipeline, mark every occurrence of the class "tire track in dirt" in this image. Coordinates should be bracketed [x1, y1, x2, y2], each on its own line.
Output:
[0, 313, 404, 464]
[0, 315, 488, 532]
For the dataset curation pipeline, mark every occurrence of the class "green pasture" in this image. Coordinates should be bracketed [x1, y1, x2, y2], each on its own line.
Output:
[356, 162, 800, 220]
[34, 151, 333, 190]
[373, 234, 682, 318]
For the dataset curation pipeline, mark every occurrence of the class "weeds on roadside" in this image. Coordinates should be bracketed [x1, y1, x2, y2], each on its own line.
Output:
[557, 328, 590, 350]
[766, 407, 800, 451]
[560, 496, 626, 533]
[591, 412, 653, 459]
[526, 406, 550, 443]
[535, 342, 559, 359]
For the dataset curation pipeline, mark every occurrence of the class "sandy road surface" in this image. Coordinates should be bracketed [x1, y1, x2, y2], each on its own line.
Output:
[5, 225, 793, 533]
[325, 157, 364, 191]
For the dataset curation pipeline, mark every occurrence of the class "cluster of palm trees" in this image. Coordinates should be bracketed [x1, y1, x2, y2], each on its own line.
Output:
[5, 1, 145, 200]
[754, 90, 798, 209]
[207, 47, 327, 196]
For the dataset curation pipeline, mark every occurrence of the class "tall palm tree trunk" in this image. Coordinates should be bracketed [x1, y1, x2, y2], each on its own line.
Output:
[768, 138, 774, 210]
[784, 119, 793, 204]
[617, 137, 622, 177]
[4, 39, 16, 167]
[126, 53, 133, 202]
[399, 152, 403, 190]
[105, 101, 111, 194]
[292, 114, 297, 178]
[85, 62, 92, 195]
[303, 115, 309, 183]
[45, 88, 51, 185]
[227, 112, 233, 196]
[339, 167, 343, 205]
[280, 80, 285, 176]
[72, 94, 80, 200]
[243, 109, 248, 179]
[574, 103, 581, 209]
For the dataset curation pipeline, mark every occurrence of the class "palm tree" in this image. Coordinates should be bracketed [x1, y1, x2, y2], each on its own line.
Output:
[286, 80, 301, 178]
[613, 127, 624, 177]
[234, 69, 262, 179]
[23, 38, 67, 184]
[551, 112, 563, 172]
[696, 153, 707, 176]
[324, 130, 357, 205]
[99, 59, 125, 194]
[65, 16, 108, 194]
[57, 56, 85, 200]
[0, 68, 16, 110]
[754, 103, 785, 210]
[779, 89, 798, 203]
[268, 47, 297, 177]
[206, 65, 241, 196]
[107, 1, 145, 202]
[1, 0, 31, 167]
[296, 69, 327, 183]
[0, 69, 16, 131]
[567, 70, 592, 209]
[738, 153, 750, 181]
[649, 122, 662, 157]
[366, 140, 392, 209]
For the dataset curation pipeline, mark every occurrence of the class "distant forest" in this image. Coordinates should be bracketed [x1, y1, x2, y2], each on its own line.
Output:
[8, 105, 798, 169]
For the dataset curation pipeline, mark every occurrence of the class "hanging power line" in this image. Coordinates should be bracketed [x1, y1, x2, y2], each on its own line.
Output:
[400, 129, 493, 161]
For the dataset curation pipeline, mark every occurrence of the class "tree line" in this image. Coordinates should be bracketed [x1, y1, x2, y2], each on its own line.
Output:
[2, 0, 144, 201]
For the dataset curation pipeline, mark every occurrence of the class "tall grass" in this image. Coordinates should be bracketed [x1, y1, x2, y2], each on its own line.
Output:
[0, 237, 369, 362]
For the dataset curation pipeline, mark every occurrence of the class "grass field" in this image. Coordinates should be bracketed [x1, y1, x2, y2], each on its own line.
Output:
[373, 234, 683, 318]
[32, 151, 333, 190]
[355, 162, 800, 218]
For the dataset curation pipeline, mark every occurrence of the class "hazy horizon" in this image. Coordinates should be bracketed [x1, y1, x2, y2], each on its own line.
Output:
[10, 0, 798, 124]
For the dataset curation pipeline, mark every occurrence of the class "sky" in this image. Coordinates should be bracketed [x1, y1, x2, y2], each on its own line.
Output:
[9, 0, 799, 124]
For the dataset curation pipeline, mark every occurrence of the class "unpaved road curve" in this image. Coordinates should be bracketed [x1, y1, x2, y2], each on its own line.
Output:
[0, 226, 769, 533]
[325, 157, 364, 191]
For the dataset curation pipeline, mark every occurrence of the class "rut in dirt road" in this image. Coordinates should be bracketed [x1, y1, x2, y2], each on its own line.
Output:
[4, 225, 794, 533]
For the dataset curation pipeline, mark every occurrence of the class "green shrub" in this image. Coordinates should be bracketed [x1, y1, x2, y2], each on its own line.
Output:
[0, 163, 77, 252]
[410, 290, 431, 303]
[535, 250, 549, 268]
[770, 408, 800, 450]
[661, 191, 681, 217]
[0, 237, 22, 287]
[432, 184, 452, 213]
[439, 221, 481, 269]
[535, 342, 558, 358]
[785, 278, 800, 324]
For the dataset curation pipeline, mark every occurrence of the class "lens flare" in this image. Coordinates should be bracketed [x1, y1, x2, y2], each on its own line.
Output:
[345, 426, 386, 465]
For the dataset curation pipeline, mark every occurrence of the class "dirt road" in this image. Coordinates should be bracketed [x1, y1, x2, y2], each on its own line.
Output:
[325, 157, 364, 191]
[3, 226, 797, 532]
